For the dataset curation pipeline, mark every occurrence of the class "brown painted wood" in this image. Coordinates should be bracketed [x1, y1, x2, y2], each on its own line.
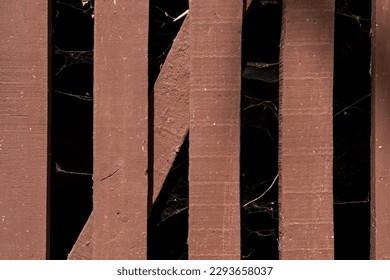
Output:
[93, 0, 149, 259]
[153, 17, 190, 202]
[188, 2, 242, 259]
[71, 3, 252, 259]
[68, 212, 93, 260]
[0, 1, 48, 259]
[371, 0, 390, 260]
[279, 0, 334, 259]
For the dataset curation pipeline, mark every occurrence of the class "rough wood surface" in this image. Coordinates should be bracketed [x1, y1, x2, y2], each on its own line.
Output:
[93, 0, 149, 259]
[188, 1, 242, 259]
[279, 0, 335, 259]
[0, 1, 48, 259]
[371, 0, 390, 260]
[153, 17, 190, 202]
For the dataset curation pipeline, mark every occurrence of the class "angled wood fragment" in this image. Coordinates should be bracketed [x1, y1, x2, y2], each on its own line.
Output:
[153, 17, 190, 203]
[67, 214, 93, 260]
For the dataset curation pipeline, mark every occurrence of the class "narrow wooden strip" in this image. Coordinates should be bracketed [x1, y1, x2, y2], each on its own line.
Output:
[279, 0, 335, 259]
[189, 2, 242, 259]
[0, 1, 48, 259]
[371, 0, 390, 260]
[93, 1, 149, 259]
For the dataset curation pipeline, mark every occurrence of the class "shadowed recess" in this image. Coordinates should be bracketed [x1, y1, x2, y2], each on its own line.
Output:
[50, 0, 94, 259]
[333, 0, 371, 260]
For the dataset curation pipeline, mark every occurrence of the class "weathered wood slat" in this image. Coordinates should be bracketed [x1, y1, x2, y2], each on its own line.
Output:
[93, 0, 149, 259]
[0, 1, 48, 259]
[371, 0, 390, 260]
[188, 2, 242, 259]
[279, 0, 335, 259]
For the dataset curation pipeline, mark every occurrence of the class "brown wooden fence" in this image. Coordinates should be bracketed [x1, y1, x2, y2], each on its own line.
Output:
[0, 0, 389, 260]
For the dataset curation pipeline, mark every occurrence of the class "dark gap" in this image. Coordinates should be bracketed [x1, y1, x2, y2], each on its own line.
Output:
[50, 0, 94, 259]
[241, 0, 281, 260]
[333, 0, 371, 259]
[147, 0, 189, 259]
[148, 135, 189, 260]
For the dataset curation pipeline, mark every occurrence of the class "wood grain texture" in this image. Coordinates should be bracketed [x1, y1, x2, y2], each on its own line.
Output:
[0, 1, 48, 259]
[188, 1, 242, 259]
[93, 0, 149, 259]
[279, 0, 335, 259]
[371, 0, 390, 260]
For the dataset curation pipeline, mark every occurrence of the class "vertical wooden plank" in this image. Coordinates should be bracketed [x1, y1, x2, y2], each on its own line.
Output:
[93, 0, 149, 259]
[189, 1, 242, 259]
[371, 0, 390, 260]
[0, 1, 48, 259]
[279, 0, 334, 259]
